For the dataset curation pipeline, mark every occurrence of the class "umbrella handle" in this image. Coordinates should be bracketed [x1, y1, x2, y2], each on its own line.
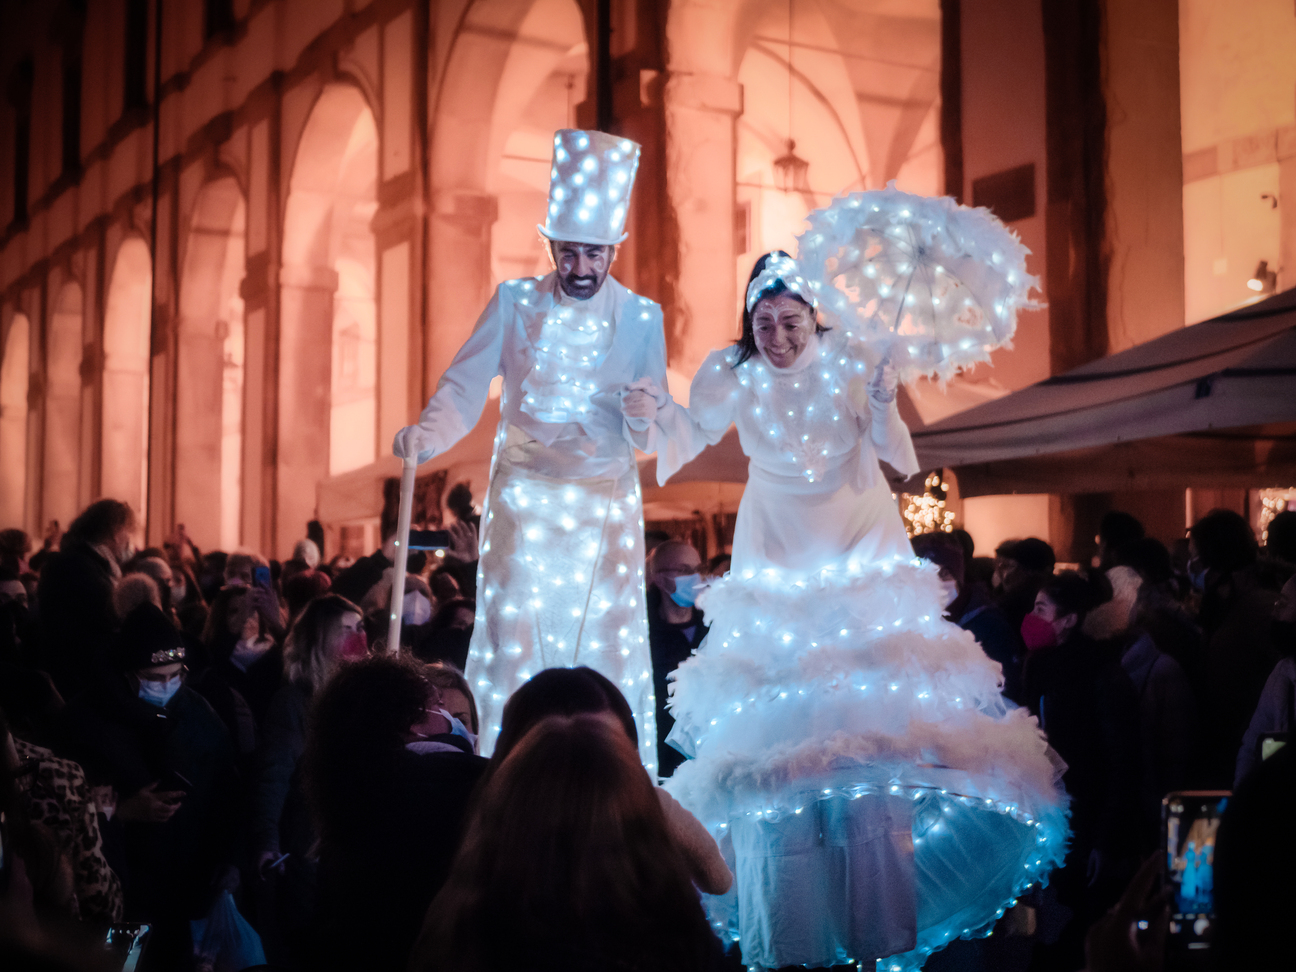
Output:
[386, 455, 418, 654]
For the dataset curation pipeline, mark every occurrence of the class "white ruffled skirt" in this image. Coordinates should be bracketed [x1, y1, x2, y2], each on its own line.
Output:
[664, 560, 1070, 970]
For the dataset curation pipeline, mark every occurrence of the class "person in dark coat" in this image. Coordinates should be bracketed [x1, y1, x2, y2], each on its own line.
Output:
[645, 540, 709, 777]
[37, 499, 137, 697]
[993, 536, 1055, 636]
[192, 586, 284, 763]
[1121, 590, 1199, 850]
[58, 603, 237, 969]
[1022, 570, 1140, 972]
[913, 532, 1026, 703]
[304, 654, 487, 972]
[250, 594, 367, 966]
[1189, 509, 1285, 787]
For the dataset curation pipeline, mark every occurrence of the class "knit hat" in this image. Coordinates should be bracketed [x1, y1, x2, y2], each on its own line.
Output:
[112, 603, 186, 671]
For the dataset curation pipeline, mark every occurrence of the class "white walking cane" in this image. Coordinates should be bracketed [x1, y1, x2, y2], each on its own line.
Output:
[385, 454, 418, 654]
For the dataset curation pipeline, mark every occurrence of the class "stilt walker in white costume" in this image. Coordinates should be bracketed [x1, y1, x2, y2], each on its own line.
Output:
[393, 130, 668, 767]
[632, 187, 1071, 970]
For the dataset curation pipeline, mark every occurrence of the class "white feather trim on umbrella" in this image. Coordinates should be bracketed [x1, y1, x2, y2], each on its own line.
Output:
[796, 182, 1041, 383]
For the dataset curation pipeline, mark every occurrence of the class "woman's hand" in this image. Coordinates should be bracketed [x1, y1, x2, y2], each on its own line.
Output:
[868, 358, 898, 404]
[621, 377, 665, 425]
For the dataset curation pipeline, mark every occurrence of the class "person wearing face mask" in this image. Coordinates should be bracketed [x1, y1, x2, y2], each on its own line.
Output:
[58, 603, 238, 964]
[36, 498, 138, 697]
[645, 539, 709, 777]
[630, 252, 1069, 970]
[1021, 570, 1140, 971]
[249, 594, 366, 964]
[1234, 574, 1296, 786]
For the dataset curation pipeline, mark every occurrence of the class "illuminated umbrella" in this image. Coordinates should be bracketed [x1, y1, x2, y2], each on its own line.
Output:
[796, 181, 1040, 382]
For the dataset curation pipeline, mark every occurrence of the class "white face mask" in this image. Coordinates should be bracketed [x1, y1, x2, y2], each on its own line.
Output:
[170, 582, 187, 605]
[940, 579, 960, 609]
[139, 675, 182, 707]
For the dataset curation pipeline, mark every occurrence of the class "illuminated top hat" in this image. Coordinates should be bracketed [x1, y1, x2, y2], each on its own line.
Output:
[538, 129, 642, 246]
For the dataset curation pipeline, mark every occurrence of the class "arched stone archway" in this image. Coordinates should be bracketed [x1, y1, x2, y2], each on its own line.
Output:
[102, 238, 152, 516]
[278, 83, 378, 553]
[663, 0, 942, 373]
[0, 315, 31, 528]
[177, 176, 246, 552]
[428, 0, 593, 385]
[43, 281, 84, 531]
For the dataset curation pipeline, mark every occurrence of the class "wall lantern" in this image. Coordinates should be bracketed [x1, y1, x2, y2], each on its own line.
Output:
[1247, 260, 1277, 294]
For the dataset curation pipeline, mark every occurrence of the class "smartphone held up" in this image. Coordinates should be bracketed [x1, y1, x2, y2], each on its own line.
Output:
[1162, 790, 1228, 970]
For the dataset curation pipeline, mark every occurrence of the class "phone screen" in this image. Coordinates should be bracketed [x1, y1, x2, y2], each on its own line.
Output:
[253, 565, 272, 588]
[1163, 791, 1229, 965]
[408, 529, 451, 550]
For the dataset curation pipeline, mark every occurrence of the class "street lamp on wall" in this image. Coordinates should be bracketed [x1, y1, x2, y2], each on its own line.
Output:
[1247, 260, 1277, 294]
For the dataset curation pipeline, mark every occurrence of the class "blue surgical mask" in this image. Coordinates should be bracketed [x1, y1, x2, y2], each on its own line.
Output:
[139, 675, 182, 707]
[437, 708, 478, 751]
[669, 573, 704, 608]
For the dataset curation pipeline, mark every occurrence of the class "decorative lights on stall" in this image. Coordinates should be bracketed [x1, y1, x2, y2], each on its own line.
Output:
[901, 472, 955, 537]
[1259, 488, 1295, 543]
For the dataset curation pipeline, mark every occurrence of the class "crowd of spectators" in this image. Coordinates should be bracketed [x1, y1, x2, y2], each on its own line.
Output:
[2, 493, 1295, 972]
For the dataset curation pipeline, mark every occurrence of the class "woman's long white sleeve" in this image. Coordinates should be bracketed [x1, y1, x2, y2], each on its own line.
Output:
[412, 288, 507, 456]
[868, 395, 920, 477]
[648, 352, 737, 486]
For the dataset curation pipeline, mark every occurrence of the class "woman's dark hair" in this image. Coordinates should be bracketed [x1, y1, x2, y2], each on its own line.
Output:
[491, 667, 637, 767]
[201, 585, 256, 658]
[411, 716, 715, 972]
[732, 250, 826, 367]
[1114, 536, 1173, 586]
[1039, 569, 1111, 625]
[304, 653, 429, 844]
[1190, 509, 1258, 573]
[64, 499, 136, 546]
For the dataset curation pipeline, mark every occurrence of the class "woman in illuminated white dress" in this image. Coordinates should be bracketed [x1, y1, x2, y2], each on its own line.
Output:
[631, 253, 1069, 971]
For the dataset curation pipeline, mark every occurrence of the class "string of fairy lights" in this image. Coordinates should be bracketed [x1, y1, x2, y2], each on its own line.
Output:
[901, 471, 956, 538]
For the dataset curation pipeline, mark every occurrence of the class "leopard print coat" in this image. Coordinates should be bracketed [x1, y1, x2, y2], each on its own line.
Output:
[16, 737, 124, 923]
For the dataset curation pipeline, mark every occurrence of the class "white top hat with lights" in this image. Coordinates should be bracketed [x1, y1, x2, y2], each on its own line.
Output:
[538, 129, 642, 246]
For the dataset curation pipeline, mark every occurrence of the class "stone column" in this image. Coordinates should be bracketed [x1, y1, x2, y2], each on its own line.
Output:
[276, 264, 338, 556]
[425, 190, 497, 393]
[661, 71, 742, 377]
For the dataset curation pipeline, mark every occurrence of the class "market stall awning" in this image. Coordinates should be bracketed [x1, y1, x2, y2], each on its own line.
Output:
[910, 289, 1296, 496]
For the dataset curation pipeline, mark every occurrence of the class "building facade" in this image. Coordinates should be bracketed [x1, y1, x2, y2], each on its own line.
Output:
[0, 0, 1292, 561]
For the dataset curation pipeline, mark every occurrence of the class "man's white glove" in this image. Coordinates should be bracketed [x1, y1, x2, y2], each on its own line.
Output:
[392, 424, 437, 464]
[621, 377, 668, 433]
